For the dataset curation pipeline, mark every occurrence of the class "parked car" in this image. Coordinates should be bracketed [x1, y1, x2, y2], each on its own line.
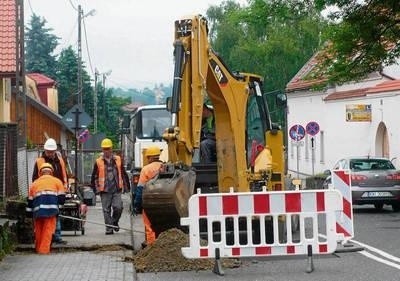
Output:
[324, 157, 400, 211]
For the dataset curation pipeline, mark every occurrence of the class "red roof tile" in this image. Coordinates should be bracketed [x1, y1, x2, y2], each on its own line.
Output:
[366, 80, 400, 94]
[324, 80, 400, 101]
[27, 73, 55, 86]
[324, 88, 370, 101]
[286, 51, 327, 92]
[0, 0, 16, 74]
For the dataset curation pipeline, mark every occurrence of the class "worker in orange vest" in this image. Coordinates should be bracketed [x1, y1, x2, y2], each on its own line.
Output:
[91, 138, 130, 235]
[133, 146, 164, 247]
[26, 163, 66, 254]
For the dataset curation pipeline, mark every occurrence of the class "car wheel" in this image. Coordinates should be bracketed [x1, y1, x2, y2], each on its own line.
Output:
[374, 203, 384, 211]
[392, 203, 400, 212]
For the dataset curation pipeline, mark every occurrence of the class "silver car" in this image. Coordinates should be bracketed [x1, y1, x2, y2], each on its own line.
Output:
[326, 157, 400, 211]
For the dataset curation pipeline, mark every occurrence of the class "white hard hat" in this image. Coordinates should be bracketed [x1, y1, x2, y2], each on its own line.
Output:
[44, 138, 57, 151]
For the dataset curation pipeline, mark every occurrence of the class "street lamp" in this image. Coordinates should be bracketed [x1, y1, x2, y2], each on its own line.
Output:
[77, 5, 96, 106]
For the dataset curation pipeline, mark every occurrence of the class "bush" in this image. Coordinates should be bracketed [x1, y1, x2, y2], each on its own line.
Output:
[0, 221, 16, 261]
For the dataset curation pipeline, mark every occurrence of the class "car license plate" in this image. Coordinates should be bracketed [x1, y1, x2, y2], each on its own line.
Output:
[362, 191, 392, 197]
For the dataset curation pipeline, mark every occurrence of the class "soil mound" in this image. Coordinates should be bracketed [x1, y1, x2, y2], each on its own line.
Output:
[132, 228, 240, 273]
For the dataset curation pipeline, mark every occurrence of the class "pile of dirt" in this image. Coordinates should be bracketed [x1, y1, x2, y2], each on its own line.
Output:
[131, 228, 240, 273]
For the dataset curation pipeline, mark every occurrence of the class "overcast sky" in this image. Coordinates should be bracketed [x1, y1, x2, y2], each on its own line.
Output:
[24, 0, 246, 89]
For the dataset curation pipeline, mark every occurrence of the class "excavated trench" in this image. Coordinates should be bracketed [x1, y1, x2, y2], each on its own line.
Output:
[15, 228, 240, 273]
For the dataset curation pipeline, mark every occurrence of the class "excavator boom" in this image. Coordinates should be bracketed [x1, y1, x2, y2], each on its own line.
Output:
[142, 15, 285, 236]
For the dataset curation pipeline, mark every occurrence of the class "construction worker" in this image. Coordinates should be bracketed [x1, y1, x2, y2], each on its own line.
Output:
[91, 138, 130, 235]
[32, 138, 68, 244]
[133, 146, 164, 247]
[200, 103, 216, 163]
[27, 163, 66, 254]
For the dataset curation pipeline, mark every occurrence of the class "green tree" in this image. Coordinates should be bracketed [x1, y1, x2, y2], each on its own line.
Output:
[95, 84, 130, 147]
[206, 0, 328, 128]
[314, 0, 400, 84]
[56, 46, 93, 116]
[25, 14, 59, 78]
[207, 0, 327, 92]
[56, 47, 77, 114]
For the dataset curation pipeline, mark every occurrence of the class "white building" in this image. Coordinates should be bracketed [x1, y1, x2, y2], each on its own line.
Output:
[285, 53, 400, 178]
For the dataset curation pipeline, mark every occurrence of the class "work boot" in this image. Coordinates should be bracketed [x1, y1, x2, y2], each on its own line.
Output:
[141, 242, 147, 249]
[113, 222, 120, 232]
[54, 239, 67, 244]
[52, 236, 67, 245]
[105, 229, 113, 235]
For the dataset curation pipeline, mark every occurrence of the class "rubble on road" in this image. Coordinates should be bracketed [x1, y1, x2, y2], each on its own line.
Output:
[130, 228, 240, 273]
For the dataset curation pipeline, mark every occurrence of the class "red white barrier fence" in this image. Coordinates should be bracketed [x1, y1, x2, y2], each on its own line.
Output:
[331, 169, 354, 241]
[181, 188, 344, 273]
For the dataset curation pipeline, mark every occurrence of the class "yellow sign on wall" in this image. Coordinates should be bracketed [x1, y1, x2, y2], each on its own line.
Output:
[346, 104, 372, 122]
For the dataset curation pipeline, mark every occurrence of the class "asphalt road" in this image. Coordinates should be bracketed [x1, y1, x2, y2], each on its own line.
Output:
[135, 204, 400, 281]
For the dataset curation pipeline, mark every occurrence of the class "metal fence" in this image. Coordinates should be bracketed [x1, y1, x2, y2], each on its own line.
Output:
[65, 149, 123, 186]
[65, 150, 102, 185]
[0, 124, 18, 200]
[3, 143, 124, 202]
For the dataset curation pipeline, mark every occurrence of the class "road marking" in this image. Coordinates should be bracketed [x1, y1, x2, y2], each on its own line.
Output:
[320, 233, 400, 269]
[350, 239, 400, 264]
[359, 250, 400, 270]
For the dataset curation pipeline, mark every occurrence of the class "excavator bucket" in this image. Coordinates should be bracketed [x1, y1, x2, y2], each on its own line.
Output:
[142, 167, 196, 236]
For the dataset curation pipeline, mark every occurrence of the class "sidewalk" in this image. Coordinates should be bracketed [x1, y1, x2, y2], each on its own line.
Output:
[0, 193, 144, 281]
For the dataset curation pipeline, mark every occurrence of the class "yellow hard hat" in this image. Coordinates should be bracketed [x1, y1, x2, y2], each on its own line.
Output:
[101, 138, 113, 149]
[39, 163, 54, 174]
[145, 146, 161, 157]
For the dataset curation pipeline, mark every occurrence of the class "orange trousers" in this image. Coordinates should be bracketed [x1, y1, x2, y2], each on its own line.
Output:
[142, 210, 156, 244]
[34, 216, 56, 254]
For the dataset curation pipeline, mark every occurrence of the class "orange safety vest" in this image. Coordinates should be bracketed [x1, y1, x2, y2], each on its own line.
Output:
[36, 154, 68, 189]
[95, 155, 124, 192]
[138, 161, 163, 186]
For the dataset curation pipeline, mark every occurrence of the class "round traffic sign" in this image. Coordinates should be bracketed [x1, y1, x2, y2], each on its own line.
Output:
[306, 121, 320, 136]
[289, 124, 306, 141]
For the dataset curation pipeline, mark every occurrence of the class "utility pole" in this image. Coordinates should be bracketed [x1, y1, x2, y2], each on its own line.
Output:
[100, 71, 111, 116]
[77, 5, 82, 106]
[94, 69, 98, 133]
[102, 73, 107, 117]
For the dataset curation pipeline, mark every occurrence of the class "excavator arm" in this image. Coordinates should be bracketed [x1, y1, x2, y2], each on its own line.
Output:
[143, 15, 285, 236]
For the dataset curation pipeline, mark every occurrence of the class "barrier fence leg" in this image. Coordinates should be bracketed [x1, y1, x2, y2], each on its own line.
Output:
[212, 248, 224, 276]
[306, 245, 314, 273]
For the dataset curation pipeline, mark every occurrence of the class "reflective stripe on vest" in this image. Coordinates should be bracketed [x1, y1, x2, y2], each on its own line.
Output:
[95, 155, 124, 192]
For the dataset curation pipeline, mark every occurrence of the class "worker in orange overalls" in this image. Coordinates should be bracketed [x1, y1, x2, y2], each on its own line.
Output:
[133, 146, 164, 247]
[32, 138, 68, 244]
[26, 163, 66, 254]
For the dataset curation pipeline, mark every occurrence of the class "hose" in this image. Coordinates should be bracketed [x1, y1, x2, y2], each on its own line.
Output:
[59, 214, 145, 233]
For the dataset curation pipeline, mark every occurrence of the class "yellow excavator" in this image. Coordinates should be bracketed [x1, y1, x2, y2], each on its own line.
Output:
[142, 15, 286, 237]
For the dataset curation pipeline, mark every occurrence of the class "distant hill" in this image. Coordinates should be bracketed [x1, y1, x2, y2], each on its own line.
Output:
[112, 83, 172, 105]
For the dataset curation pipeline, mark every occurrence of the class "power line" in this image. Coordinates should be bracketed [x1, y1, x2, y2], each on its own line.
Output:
[27, 0, 34, 14]
[68, 0, 78, 11]
[82, 17, 95, 76]
[59, 19, 78, 51]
